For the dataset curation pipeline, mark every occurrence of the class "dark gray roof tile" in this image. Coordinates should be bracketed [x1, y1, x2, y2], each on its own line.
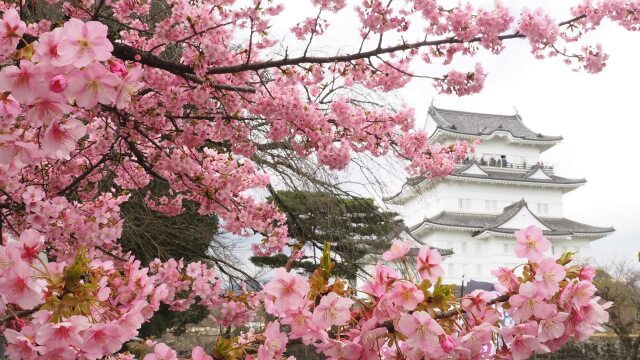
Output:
[409, 200, 613, 236]
[429, 106, 562, 141]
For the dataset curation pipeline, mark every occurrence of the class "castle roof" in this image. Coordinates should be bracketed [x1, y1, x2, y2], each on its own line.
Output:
[429, 106, 563, 142]
[408, 200, 613, 239]
[384, 162, 585, 203]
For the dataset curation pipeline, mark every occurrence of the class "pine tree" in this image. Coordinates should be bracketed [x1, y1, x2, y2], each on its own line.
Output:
[251, 191, 404, 281]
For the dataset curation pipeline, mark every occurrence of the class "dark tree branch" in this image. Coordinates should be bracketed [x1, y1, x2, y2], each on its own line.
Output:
[205, 15, 587, 75]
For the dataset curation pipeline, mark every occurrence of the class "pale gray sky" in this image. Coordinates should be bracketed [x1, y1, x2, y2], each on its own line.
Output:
[256, 1, 640, 265]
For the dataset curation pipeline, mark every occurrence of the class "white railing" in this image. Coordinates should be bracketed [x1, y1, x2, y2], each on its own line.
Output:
[460, 156, 554, 173]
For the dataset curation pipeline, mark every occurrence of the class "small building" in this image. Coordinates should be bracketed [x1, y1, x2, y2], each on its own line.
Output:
[384, 106, 614, 284]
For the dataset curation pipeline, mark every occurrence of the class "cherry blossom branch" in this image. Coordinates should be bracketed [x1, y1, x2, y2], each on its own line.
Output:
[205, 15, 587, 75]
[378, 293, 510, 332]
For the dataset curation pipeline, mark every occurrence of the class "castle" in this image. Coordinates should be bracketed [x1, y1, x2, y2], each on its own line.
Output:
[384, 106, 614, 285]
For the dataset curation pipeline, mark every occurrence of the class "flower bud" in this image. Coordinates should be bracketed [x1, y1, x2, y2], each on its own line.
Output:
[49, 74, 68, 93]
[108, 59, 127, 76]
[440, 334, 455, 353]
[579, 265, 596, 281]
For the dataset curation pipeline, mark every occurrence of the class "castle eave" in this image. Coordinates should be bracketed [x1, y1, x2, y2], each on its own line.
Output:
[407, 200, 614, 241]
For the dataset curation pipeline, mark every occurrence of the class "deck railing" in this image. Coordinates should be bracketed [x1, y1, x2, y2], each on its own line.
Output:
[460, 156, 554, 173]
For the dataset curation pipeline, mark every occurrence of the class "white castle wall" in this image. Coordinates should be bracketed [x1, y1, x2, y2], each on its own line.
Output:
[392, 181, 564, 227]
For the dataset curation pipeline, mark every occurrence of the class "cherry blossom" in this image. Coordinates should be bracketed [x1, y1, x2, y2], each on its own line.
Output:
[397, 311, 445, 349]
[534, 258, 567, 298]
[509, 282, 556, 323]
[257, 321, 288, 360]
[48, 74, 68, 93]
[515, 225, 551, 262]
[42, 117, 86, 159]
[143, 343, 178, 360]
[0, 1, 631, 357]
[388, 281, 425, 311]
[0, 9, 25, 56]
[382, 239, 412, 261]
[58, 19, 113, 67]
[263, 268, 310, 313]
[416, 246, 445, 282]
[312, 292, 354, 329]
[0, 61, 40, 102]
[67, 63, 121, 108]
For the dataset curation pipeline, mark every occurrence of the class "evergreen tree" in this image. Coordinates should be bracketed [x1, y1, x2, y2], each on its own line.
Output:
[118, 180, 219, 338]
[251, 191, 404, 281]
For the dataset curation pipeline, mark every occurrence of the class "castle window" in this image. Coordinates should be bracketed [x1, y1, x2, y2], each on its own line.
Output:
[486, 200, 497, 211]
[461, 241, 468, 254]
[503, 243, 514, 254]
[448, 263, 455, 274]
[476, 265, 482, 275]
[537, 203, 549, 214]
[458, 198, 471, 210]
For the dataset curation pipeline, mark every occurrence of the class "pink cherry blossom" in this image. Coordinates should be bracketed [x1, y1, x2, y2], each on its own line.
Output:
[33, 28, 64, 66]
[501, 321, 549, 360]
[382, 239, 412, 261]
[191, 346, 213, 360]
[560, 278, 597, 310]
[49, 74, 68, 93]
[24, 92, 71, 127]
[35, 316, 90, 351]
[58, 19, 114, 67]
[534, 258, 566, 299]
[0, 61, 40, 102]
[539, 311, 569, 342]
[81, 324, 124, 359]
[312, 292, 353, 329]
[0, 134, 41, 169]
[257, 321, 288, 360]
[439, 334, 456, 353]
[515, 225, 551, 262]
[18, 229, 45, 263]
[579, 265, 596, 281]
[509, 282, 556, 323]
[388, 281, 424, 311]
[316, 338, 363, 359]
[144, 343, 178, 360]
[416, 246, 444, 282]
[42, 117, 86, 159]
[281, 308, 312, 339]
[0, 92, 21, 119]
[0, 9, 26, 55]
[361, 263, 398, 298]
[397, 311, 444, 349]
[3, 328, 38, 360]
[492, 266, 519, 293]
[0, 262, 43, 309]
[67, 63, 121, 108]
[263, 267, 310, 312]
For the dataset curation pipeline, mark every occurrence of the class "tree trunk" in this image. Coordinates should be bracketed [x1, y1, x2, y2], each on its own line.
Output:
[631, 335, 640, 360]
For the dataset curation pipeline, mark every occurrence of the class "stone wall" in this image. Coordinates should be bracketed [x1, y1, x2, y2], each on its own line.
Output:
[535, 334, 638, 360]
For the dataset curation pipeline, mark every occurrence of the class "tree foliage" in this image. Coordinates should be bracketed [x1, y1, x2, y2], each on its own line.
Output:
[595, 263, 640, 360]
[252, 191, 404, 280]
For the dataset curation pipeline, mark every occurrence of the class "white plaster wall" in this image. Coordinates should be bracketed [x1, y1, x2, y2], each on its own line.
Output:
[395, 181, 565, 227]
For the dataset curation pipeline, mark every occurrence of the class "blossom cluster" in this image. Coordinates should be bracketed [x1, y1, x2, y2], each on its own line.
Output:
[0, 1, 635, 359]
[160, 225, 607, 360]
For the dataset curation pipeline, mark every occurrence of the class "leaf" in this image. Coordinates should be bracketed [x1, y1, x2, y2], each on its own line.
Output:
[431, 277, 455, 309]
[558, 251, 576, 266]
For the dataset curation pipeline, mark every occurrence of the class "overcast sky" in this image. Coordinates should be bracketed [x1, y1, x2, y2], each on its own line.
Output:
[252, 0, 640, 266]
